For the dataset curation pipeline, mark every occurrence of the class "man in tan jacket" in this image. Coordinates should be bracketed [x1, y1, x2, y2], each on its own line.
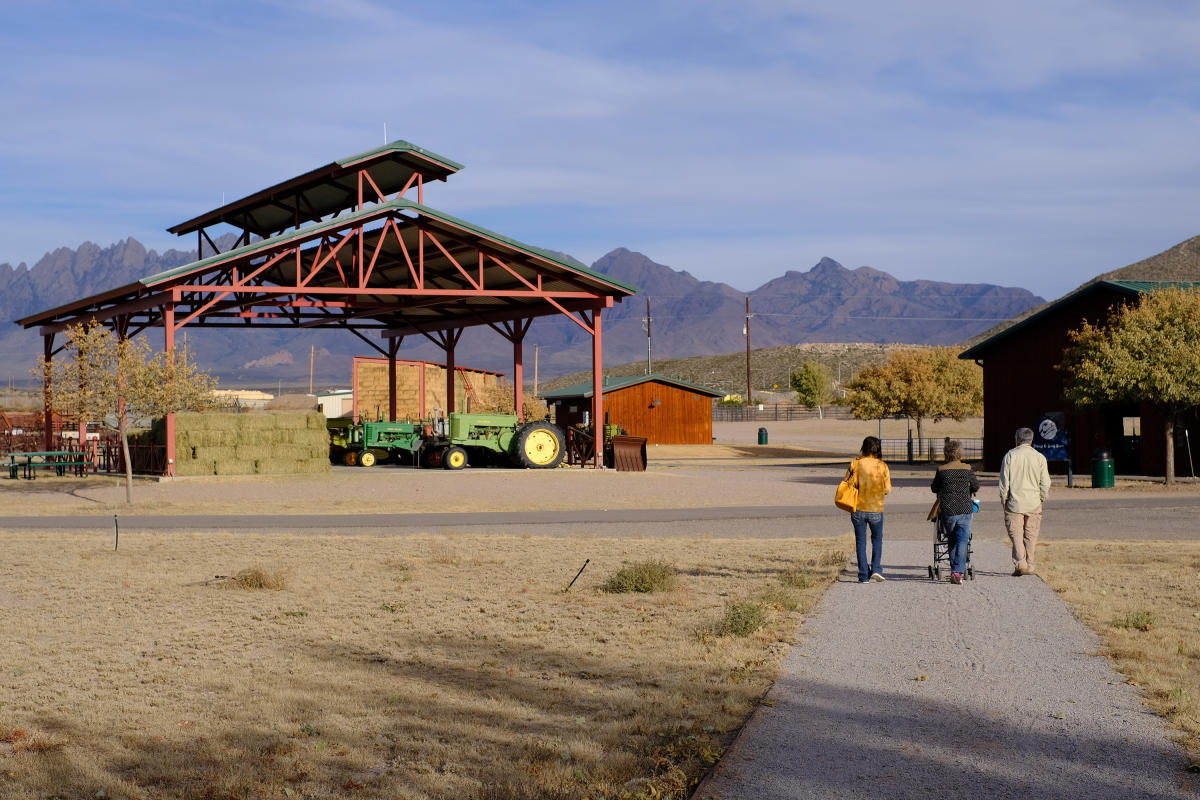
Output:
[998, 427, 1051, 576]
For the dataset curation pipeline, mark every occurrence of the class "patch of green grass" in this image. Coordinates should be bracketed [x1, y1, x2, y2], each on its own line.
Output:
[755, 586, 802, 613]
[778, 569, 814, 589]
[713, 600, 769, 637]
[1111, 610, 1156, 631]
[602, 560, 678, 594]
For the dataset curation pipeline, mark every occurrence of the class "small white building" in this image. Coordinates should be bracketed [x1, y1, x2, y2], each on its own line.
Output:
[316, 389, 354, 418]
[212, 389, 274, 410]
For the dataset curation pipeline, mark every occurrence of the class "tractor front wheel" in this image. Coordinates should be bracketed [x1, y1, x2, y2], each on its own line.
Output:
[443, 446, 468, 470]
[358, 450, 377, 467]
[514, 422, 566, 469]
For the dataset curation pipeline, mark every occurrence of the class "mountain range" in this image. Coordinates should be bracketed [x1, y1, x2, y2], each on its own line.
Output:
[0, 239, 1044, 388]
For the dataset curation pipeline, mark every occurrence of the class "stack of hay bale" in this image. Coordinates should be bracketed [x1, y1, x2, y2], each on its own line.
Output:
[171, 411, 331, 476]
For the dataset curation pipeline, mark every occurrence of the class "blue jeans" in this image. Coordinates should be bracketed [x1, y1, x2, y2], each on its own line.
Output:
[850, 511, 884, 581]
[943, 513, 973, 575]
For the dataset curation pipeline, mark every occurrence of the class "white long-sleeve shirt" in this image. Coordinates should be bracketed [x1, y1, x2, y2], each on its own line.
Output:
[998, 443, 1051, 513]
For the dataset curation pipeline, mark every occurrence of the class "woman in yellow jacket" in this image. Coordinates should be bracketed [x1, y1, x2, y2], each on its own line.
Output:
[845, 436, 892, 583]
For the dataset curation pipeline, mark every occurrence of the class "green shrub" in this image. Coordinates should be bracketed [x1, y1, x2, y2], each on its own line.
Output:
[714, 600, 769, 637]
[1111, 610, 1155, 631]
[602, 560, 677, 594]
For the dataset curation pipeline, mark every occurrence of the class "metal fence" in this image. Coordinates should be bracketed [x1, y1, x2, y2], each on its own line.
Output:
[712, 404, 855, 422]
[2, 432, 167, 476]
[881, 437, 984, 465]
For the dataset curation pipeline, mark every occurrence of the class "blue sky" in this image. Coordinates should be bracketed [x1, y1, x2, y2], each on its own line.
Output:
[3, 0, 1200, 300]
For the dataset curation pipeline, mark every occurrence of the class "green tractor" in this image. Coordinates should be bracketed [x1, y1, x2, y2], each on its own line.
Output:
[330, 413, 565, 470]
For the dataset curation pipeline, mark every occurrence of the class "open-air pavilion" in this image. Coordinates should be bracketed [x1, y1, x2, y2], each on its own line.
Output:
[17, 140, 637, 473]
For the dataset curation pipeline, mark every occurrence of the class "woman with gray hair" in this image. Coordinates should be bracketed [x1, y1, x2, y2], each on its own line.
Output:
[931, 439, 980, 584]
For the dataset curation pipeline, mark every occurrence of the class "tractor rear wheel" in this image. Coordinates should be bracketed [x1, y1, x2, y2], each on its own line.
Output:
[443, 446, 468, 470]
[358, 450, 377, 467]
[514, 422, 565, 469]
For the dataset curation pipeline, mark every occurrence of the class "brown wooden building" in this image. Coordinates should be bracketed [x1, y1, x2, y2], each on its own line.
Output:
[960, 280, 1200, 477]
[541, 374, 722, 445]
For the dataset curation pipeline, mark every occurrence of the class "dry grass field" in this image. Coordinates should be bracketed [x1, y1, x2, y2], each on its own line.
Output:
[1040, 540, 1200, 761]
[0, 530, 847, 800]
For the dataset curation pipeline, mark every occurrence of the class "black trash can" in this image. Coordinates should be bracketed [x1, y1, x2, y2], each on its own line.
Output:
[757, 427, 768, 445]
[1091, 448, 1114, 489]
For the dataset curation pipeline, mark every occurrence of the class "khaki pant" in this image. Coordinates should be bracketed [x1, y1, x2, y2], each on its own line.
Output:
[1004, 507, 1043, 570]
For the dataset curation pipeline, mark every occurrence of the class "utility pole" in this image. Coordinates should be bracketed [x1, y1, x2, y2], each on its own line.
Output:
[309, 345, 315, 395]
[744, 297, 753, 407]
[533, 345, 540, 396]
[643, 297, 652, 375]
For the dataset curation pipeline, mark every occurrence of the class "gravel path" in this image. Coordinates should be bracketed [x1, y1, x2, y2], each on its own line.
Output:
[694, 539, 1199, 800]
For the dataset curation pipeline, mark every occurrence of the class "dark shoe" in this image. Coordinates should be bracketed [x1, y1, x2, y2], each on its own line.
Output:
[951, 572, 963, 584]
[1012, 568, 1023, 577]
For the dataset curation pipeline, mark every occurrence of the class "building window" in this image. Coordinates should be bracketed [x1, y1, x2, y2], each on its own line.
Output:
[1122, 417, 1141, 437]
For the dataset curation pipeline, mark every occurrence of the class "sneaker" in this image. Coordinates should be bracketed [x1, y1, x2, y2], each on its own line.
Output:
[870, 572, 886, 582]
[951, 572, 963, 584]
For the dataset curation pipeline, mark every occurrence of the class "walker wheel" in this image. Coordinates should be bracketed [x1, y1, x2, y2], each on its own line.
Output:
[927, 565, 935, 581]
[933, 565, 942, 581]
[967, 566, 975, 580]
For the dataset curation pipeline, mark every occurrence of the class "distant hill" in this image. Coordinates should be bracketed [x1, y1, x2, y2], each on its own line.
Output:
[963, 233, 1200, 351]
[539, 341, 906, 399]
[0, 239, 1044, 388]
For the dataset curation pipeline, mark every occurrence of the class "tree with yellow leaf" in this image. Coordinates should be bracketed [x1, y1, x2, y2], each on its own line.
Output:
[845, 347, 982, 440]
[44, 321, 217, 502]
[1061, 286, 1200, 486]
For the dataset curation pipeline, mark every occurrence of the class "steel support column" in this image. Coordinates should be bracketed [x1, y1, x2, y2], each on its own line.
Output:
[42, 334, 54, 452]
[591, 304, 604, 469]
[445, 337, 456, 414]
[513, 332, 524, 422]
[387, 337, 400, 422]
[164, 305, 176, 477]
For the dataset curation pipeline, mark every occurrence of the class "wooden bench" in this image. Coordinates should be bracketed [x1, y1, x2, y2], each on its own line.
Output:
[7, 451, 91, 480]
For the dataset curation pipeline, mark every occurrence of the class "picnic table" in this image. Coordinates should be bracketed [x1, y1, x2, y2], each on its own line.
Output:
[6, 450, 91, 480]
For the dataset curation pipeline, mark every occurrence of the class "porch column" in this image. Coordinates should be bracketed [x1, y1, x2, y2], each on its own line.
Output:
[164, 305, 176, 478]
[42, 334, 54, 452]
[591, 304, 604, 469]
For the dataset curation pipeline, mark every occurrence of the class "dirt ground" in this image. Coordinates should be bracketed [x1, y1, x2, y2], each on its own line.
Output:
[2, 418, 1195, 519]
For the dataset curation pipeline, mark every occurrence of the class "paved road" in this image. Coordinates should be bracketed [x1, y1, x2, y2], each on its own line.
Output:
[4, 495, 1200, 540]
[693, 540, 1199, 800]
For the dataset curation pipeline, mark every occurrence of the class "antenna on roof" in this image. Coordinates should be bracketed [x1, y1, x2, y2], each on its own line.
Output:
[383, 123, 388, 144]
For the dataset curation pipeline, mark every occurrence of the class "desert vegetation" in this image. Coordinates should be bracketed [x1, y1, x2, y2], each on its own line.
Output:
[0, 531, 848, 799]
[1040, 540, 1200, 759]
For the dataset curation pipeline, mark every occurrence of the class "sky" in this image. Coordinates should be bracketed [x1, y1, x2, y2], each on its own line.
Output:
[3, 0, 1200, 301]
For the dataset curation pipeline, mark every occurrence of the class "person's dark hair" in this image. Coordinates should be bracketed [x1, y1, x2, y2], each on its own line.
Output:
[944, 439, 962, 461]
[860, 436, 882, 458]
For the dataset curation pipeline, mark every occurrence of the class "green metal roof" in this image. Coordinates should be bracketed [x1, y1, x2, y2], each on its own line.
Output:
[540, 373, 722, 400]
[336, 139, 463, 172]
[959, 280, 1200, 360]
[167, 140, 463, 238]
